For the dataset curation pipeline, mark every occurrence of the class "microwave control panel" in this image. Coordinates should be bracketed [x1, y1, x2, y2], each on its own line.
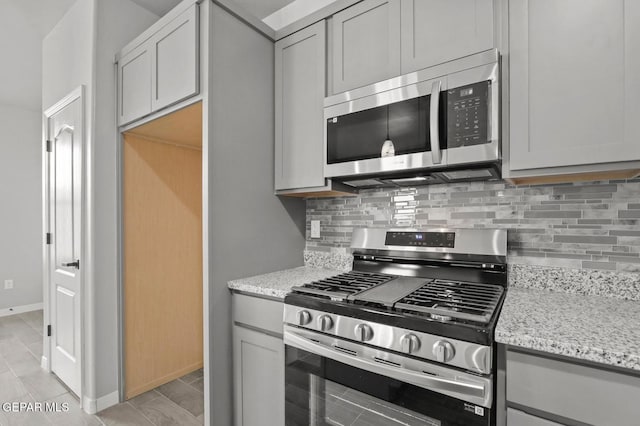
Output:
[447, 81, 490, 148]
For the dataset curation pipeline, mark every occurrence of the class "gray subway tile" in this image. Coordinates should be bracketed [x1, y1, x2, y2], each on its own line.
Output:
[582, 261, 617, 270]
[523, 211, 581, 219]
[554, 235, 617, 244]
[619, 210, 640, 219]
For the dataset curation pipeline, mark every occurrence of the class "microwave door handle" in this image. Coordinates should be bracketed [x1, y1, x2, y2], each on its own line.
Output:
[430, 80, 442, 164]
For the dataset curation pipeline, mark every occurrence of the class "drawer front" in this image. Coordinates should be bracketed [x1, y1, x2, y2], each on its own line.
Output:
[506, 408, 561, 426]
[507, 349, 640, 425]
[232, 293, 283, 335]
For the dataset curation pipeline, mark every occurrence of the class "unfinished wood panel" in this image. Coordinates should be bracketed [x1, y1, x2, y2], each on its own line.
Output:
[123, 132, 202, 399]
[127, 102, 202, 149]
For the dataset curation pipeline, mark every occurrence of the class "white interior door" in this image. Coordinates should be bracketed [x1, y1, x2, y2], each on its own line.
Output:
[47, 93, 83, 397]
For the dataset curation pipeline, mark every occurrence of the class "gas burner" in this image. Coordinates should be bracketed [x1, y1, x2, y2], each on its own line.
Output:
[290, 271, 393, 300]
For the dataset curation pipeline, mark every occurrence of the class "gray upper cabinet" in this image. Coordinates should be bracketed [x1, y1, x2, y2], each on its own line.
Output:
[151, 4, 199, 111]
[400, 0, 494, 74]
[118, 44, 152, 126]
[117, 2, 199, 126]
[331, 0, 401, 94]
[275, 21, 327, 191]
[508, 0, 640, 172]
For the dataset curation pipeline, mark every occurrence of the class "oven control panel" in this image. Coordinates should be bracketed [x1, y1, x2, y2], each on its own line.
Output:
[284, 305, 491, 374]
[385, 231, 455, 248]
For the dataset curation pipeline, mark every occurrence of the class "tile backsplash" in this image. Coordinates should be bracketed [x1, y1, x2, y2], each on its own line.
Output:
[305, 178, 640, 273]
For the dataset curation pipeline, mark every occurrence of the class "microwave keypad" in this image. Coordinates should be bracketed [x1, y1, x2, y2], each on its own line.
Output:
[447, 81, 490, 148]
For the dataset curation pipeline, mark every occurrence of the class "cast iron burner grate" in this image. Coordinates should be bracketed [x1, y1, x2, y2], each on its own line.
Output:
[395, 279, 504, 323]
[291, 271, 394, 300]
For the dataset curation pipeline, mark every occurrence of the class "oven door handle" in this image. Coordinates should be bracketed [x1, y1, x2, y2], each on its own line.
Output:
[285, 329, 486, 402]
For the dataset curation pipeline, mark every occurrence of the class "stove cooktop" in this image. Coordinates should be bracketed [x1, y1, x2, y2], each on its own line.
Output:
[291, 272, 504, 325]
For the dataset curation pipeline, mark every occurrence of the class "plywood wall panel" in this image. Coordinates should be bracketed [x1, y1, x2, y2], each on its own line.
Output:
[123, 133, 202, 399]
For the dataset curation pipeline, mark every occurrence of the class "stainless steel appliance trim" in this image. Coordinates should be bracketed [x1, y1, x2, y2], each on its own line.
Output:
[283, 304, 492, 374]
[323, 58, 500, 179]
[284, 325, 492, 408]
[324, 49, 499, 107]
[430, 80, 442, 164]
[350, 227, 507, 257]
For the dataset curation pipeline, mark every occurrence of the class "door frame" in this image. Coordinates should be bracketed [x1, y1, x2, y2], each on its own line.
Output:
[42, 85, 86, 406]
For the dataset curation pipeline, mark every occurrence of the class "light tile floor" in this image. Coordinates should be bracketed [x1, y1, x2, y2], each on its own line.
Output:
[0, 310, 204, 426]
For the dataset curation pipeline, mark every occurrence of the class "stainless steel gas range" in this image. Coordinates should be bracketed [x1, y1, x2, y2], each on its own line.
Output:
[283, 227, 508, 426]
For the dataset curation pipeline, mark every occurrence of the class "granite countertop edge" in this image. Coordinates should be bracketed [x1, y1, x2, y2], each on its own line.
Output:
[496, 287, 640, 372]
[228, 265, 343, 300]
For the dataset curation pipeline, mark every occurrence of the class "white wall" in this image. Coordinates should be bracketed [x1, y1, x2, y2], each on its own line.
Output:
[0, 0, 44, 312]
[42, 0, 158, 408]
[0, 105, 42, 311]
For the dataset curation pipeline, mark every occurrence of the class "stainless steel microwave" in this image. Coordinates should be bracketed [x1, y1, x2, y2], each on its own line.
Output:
[323, 49, 500, 188]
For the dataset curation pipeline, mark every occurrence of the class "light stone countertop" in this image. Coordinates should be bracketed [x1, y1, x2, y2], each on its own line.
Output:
[228, 266, 343, 300]
[496, 287, 640, 371]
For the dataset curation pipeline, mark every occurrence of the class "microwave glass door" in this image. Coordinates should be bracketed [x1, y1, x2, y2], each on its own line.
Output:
[285, 345, 491, 426]
[326, 95, 446, 165]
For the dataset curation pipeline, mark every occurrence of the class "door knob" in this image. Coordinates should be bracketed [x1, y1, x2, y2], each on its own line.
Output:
[62, 260, 80, 269]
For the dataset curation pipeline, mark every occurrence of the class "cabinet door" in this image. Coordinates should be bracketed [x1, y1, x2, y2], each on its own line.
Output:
[332, 0, 401, 93]
[118, 44, 152, 126]
[151, 4, 199, 112]
[275, 21, 326, 191]
[507, 409, 562, 426]
[400, 0, 494, 74]
[233, 326, 285, 426]
[509, 0, 640, 171]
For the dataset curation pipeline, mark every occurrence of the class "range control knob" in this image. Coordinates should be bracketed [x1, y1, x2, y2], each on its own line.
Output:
[318, 315, 334, 332]
[400, 333, 421, 354]
[354, 323, 374, 342]
[432, 340, 455, 363]
[296, 310, 312, 326]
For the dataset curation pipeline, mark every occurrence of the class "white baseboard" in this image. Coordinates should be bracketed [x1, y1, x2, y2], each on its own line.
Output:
[0, 302, 43, 318]
[41, 355, 49, 370]
[83, 390, 119, 415]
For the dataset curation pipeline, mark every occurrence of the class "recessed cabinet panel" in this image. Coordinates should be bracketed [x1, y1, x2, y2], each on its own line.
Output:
[151, 5, 199, 111]
[275, 21, 326, 190]
[400, 0, 494, 74]
[509, 0, 640, 171]
[332, 0, 401, 93]
[233, 326, 285, 426]
[506, 409, 562, 426]
[119, 46, 152, 125]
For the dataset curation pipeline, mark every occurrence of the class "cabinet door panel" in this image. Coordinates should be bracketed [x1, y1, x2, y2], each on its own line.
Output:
[275, 21, 326, 190]
[332, 0, 401, 93]
[401, 0, 494, 74]
[506, 409, 561, 426]
[506, 350, 640, 426]
[151, 4, 199, 112]
[119, 45, 152, 125]
[509, 0, 640, 171]
[233, 326, 285, 426]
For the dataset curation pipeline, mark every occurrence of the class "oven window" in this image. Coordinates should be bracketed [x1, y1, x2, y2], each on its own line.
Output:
[285, 346, 490, 426]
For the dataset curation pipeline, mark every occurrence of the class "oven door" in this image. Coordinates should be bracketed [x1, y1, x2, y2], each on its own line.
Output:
[284, 326, 493, 426]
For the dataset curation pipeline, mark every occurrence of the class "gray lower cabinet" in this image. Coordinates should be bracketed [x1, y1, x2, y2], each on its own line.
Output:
[506, 348, 640, 425]
[233, 325, 285, 426]
[232, 293, 285, 426]
[117, 2, 199, 126]
[400, 0, 494, 74]
[506, 0, 640, 178]
[331, 0, 401, 94]
[506, 408, 561, 426]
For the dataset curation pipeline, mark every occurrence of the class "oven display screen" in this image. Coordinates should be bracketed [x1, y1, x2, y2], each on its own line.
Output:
[385, 232, 455, 248]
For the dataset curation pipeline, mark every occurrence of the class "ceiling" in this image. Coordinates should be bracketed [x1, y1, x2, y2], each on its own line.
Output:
[234, 0, 294, 20]
[5, 0, 77, 38]
[129, 0, 181, 17]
